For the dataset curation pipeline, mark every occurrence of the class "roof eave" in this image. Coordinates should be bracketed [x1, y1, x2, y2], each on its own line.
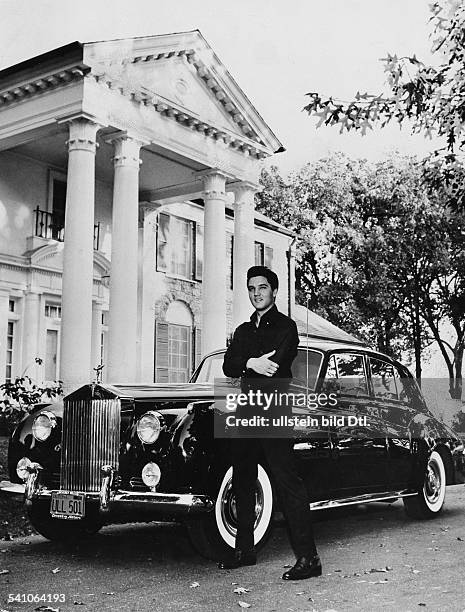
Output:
[0, 42, 85, 88]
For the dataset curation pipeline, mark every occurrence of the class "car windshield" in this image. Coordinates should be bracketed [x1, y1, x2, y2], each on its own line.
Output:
[191, 349, 323, 390]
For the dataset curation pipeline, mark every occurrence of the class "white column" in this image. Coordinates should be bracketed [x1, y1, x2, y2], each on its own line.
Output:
[230, 183, 258, 328]
[202, 171, 227, 354]
[22, 291, 41, 380]
[60, 118, 99, 394]
[139, 206, 158, 382]
[107, 136, 142, 383]
[91, 300, 103, 375]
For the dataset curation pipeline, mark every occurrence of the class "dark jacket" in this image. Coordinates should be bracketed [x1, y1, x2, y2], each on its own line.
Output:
[223, 304, 299, 421]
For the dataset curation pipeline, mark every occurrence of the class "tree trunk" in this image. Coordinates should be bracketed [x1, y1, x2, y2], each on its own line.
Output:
[413, 288, 422, 385]
[452, 340, 464, 400]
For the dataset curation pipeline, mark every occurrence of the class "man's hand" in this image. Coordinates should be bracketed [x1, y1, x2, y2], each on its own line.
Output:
[246, 350, 278, 377]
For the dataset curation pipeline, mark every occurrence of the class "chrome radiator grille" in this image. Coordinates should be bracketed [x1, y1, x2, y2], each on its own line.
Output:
[60, 398, 121, 492]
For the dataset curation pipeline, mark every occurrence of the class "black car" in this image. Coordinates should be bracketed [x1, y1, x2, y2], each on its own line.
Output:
[1, 337, 464, 560]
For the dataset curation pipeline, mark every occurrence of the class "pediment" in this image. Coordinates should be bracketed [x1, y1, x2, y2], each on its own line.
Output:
[84, 32, 282, 152]
[106, 56, 246, 137]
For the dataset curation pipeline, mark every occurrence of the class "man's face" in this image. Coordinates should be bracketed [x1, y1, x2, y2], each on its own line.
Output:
[247, 276, 277, 311]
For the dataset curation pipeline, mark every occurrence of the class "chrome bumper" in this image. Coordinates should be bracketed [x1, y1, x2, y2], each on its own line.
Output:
[0, 467, 214, 517]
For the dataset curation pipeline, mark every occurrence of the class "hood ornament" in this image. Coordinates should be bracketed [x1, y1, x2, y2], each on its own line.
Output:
[93, 363, 105, 385]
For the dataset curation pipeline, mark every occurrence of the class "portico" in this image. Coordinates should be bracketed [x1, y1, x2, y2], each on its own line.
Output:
[0, 32, 284, 391]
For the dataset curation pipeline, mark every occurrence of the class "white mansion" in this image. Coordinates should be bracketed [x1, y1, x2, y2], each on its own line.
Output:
[0, 31, 304, 390]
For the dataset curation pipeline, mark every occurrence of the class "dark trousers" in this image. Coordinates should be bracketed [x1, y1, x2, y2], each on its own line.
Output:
[231, 437, 317, 558]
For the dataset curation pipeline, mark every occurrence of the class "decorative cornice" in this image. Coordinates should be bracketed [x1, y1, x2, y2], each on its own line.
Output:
[0, 64, 89, 107]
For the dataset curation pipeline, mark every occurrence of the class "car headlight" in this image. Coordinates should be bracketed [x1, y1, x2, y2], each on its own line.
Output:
[136, 411, 162, 444]
[32, 411, 57, 441]
[16, 457, 32, 481]
[141, 462, 161, 489]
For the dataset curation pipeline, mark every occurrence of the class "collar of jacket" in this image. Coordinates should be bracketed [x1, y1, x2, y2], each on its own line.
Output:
[250, 303, 279, 327]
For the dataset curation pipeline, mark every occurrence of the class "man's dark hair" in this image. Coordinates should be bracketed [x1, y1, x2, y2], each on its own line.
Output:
[246, 266, 279, 291]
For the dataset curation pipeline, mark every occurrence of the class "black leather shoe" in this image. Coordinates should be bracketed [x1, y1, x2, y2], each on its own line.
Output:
[282, 555, 322, 580]
[218, 550, 257, 569]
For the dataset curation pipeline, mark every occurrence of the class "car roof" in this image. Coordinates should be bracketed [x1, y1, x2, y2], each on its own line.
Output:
[205, 336, 394, 363]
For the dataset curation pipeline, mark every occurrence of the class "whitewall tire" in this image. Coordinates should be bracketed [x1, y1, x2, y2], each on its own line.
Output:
[187, 463, 274, 560]
[404, 450, 447, 519]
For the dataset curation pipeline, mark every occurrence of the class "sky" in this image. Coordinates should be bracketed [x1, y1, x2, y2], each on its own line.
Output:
[0, 0, 438, 175]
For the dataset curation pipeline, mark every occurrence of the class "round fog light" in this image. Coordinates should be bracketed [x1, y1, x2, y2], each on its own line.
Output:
[16, 457, 32, 481]
[141, 462, 161, 490]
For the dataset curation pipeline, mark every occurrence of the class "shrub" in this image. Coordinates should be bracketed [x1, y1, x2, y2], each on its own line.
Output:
[0, 376, 62, 433]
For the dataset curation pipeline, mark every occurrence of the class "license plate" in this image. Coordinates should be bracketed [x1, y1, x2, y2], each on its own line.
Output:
[50, 492, 85, 520]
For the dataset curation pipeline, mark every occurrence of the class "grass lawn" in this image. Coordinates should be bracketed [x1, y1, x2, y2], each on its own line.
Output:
[0, 436, 35, 539]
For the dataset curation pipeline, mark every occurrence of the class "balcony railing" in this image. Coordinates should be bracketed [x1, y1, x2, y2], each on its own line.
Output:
[34, 207, 101, 250]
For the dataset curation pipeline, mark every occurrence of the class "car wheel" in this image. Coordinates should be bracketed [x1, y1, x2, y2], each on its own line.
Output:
[403, 450, 446, 519]
[27, 505, 102, 541]
[187, 464, 274, 561]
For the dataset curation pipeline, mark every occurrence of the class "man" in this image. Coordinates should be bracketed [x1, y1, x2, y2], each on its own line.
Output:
[219, 265, 321, 581]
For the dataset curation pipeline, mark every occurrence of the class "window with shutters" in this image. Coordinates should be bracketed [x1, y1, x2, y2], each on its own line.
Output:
[254, 241, 264, 265]
[5, 321, 14, 382]
[170, 217, 192, 278]
[154, 321, 170, 382]
[156, 212, 202, 281]
[254, 241, 273, 268]
[227, 233, 234, 289]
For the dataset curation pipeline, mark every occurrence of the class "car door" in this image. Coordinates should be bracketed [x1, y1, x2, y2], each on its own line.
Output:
[289, 348, 333, 502]
[324, 352, 389, 496]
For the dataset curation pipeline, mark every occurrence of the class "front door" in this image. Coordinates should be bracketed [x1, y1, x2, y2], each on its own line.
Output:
[324, 352, 389, 496]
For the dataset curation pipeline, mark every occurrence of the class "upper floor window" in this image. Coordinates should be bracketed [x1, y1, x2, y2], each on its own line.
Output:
[254, 241, 273, 268]
[5, 321, 14, 382]
[8, 300, 15, 313]
[156, 212, 202, 281]
[45, 303, 62, 319]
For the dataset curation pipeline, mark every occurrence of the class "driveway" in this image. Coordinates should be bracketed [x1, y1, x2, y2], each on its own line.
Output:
[1, 485, 464, 612]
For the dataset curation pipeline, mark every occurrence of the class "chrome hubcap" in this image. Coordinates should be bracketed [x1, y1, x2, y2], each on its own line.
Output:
[425, 461, 441, 503]
[220, 479, 265, 538]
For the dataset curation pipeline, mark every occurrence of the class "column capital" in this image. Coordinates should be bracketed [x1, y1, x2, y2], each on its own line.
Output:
[196, 169, 233, 201]
[229, 180, 262, 198]
[105, 133, 147, 169]
[64, 118, 101, 154]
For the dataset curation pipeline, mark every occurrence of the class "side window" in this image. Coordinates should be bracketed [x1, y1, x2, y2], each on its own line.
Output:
[322, 353, 368, 397]
[336, 353, 368, 396]
[370, 358, 398, 400]
[393, 364, 423, 408]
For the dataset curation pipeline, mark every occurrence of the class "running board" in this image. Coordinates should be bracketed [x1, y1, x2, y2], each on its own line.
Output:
[309, 490, 417, 511]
